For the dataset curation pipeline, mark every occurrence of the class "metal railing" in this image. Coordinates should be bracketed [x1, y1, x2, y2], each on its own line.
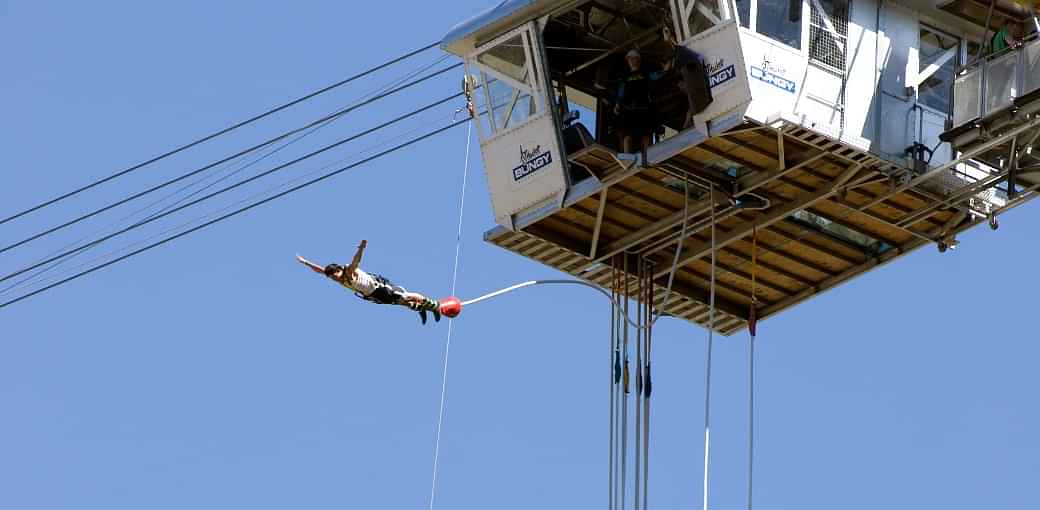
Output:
[951, 37, 1040, 127]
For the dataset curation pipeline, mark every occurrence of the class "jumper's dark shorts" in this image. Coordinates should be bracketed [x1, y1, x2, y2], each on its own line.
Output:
[364, 274, 407, 305]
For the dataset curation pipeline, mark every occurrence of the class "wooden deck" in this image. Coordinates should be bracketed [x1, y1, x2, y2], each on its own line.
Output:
[486, 117, 1033, 335]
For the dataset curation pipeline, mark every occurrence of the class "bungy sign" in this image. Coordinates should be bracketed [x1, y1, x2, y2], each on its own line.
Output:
[479, 111, 567, 228]
[687, 20, 753, 130]
[739, 32, 805, 123]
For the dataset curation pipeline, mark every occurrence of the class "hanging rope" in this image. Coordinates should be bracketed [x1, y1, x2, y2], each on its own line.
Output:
[609, 262, 619, 510]
[651, 172, 689, 326]
[642, 259, 653, 510]
[621, 255, 630, 510]
[702, 184, 717, 510]
[611, 263, 619, 510]
[746, 225, 759, 510]
[634, 259, 643, 510]
[428, 100, 473, 510]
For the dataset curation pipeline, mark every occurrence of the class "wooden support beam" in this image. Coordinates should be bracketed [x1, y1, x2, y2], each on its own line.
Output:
[589, 189, 608, 259]
[654, 164, 867, 279]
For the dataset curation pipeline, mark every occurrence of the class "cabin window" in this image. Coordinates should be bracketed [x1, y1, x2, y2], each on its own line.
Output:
[756, 0, 803, 49]
[917, 25, 960, 115]
[808, 0, 848, 72]
[689, 1, 723, 37]
[473, 30, 545, 136]
[735, 0, 751, 28]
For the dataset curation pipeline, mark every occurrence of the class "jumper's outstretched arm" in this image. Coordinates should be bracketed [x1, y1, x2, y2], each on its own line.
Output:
[346, 240, 367, 276]
[297, 255, 324, 274]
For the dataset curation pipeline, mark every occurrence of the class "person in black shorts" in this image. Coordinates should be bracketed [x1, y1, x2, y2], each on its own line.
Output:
[613, 49, 665, 155]
[297, 240, 442, 324]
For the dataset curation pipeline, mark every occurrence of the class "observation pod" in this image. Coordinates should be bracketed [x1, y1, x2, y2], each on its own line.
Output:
[442, 0, 1040, 335]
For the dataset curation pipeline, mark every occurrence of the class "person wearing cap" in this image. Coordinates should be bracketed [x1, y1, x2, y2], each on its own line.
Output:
[297, 240, 442, 325]
[613, 48, 665, 155]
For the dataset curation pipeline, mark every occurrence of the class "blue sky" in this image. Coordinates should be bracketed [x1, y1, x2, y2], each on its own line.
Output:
[2, 1, 1038, 509]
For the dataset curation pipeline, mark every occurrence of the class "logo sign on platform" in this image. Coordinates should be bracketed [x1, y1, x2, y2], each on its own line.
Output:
[750, 65, 796, 93]
[512, 144, 553, 181]
[707, 58, 737, 89]
[686, 21, 752, 123]
[480, 112, 566, 226]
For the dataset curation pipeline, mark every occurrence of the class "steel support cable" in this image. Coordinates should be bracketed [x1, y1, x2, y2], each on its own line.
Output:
[702, 184, 717, 510]
[428, 117, 473, 510]
[3, 57, 456, 290]
[0, 61, 460, 256]
[135, 56, 450, 228]
[0, 93, 464, 286]
[0, 42, 439, 226]
[3, 111, 345, 294]
[0, 118, 467, 310]
[8, 115, 448, 297]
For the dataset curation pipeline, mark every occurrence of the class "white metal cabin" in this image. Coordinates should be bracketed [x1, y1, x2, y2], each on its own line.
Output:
[441, 0, 1040, 335]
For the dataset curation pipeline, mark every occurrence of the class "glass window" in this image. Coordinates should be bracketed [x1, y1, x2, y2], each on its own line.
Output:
[757, 0, 802, 49]
[735, 0, 751, 28]
[684, 0, 722, 37]
[474, 31, 545, 135]
[477, 34, 529, 85]
[918, 25, 960, 114]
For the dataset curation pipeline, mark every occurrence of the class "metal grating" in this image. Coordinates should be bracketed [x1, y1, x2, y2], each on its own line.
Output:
[809, 0, 849, 73]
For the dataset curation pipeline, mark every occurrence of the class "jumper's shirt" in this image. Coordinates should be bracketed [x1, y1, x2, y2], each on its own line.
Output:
[339, 267, 380, 297]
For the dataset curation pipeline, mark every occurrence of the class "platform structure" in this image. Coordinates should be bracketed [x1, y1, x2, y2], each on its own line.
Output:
[443, 0, 1040, 335]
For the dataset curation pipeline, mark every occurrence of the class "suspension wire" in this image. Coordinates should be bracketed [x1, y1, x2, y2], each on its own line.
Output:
[0, 61, 459, 256]
[702, 184, 717, 510]
[0, 117, 468, 310]
[0, 42, 440, 226]
[0, 92, 463, 286]
[7, 115, 448, 298]
[3, 108, 342, 294]
[2, 59, 462, 292]
[2, 111, 447, 297]
[428, 115, 473, 510]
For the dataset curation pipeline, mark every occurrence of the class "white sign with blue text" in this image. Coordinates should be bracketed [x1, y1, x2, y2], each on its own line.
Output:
[480, 111, 566, 228]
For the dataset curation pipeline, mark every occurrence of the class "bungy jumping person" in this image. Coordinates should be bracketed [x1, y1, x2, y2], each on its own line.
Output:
[298, 240, 446, 325]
